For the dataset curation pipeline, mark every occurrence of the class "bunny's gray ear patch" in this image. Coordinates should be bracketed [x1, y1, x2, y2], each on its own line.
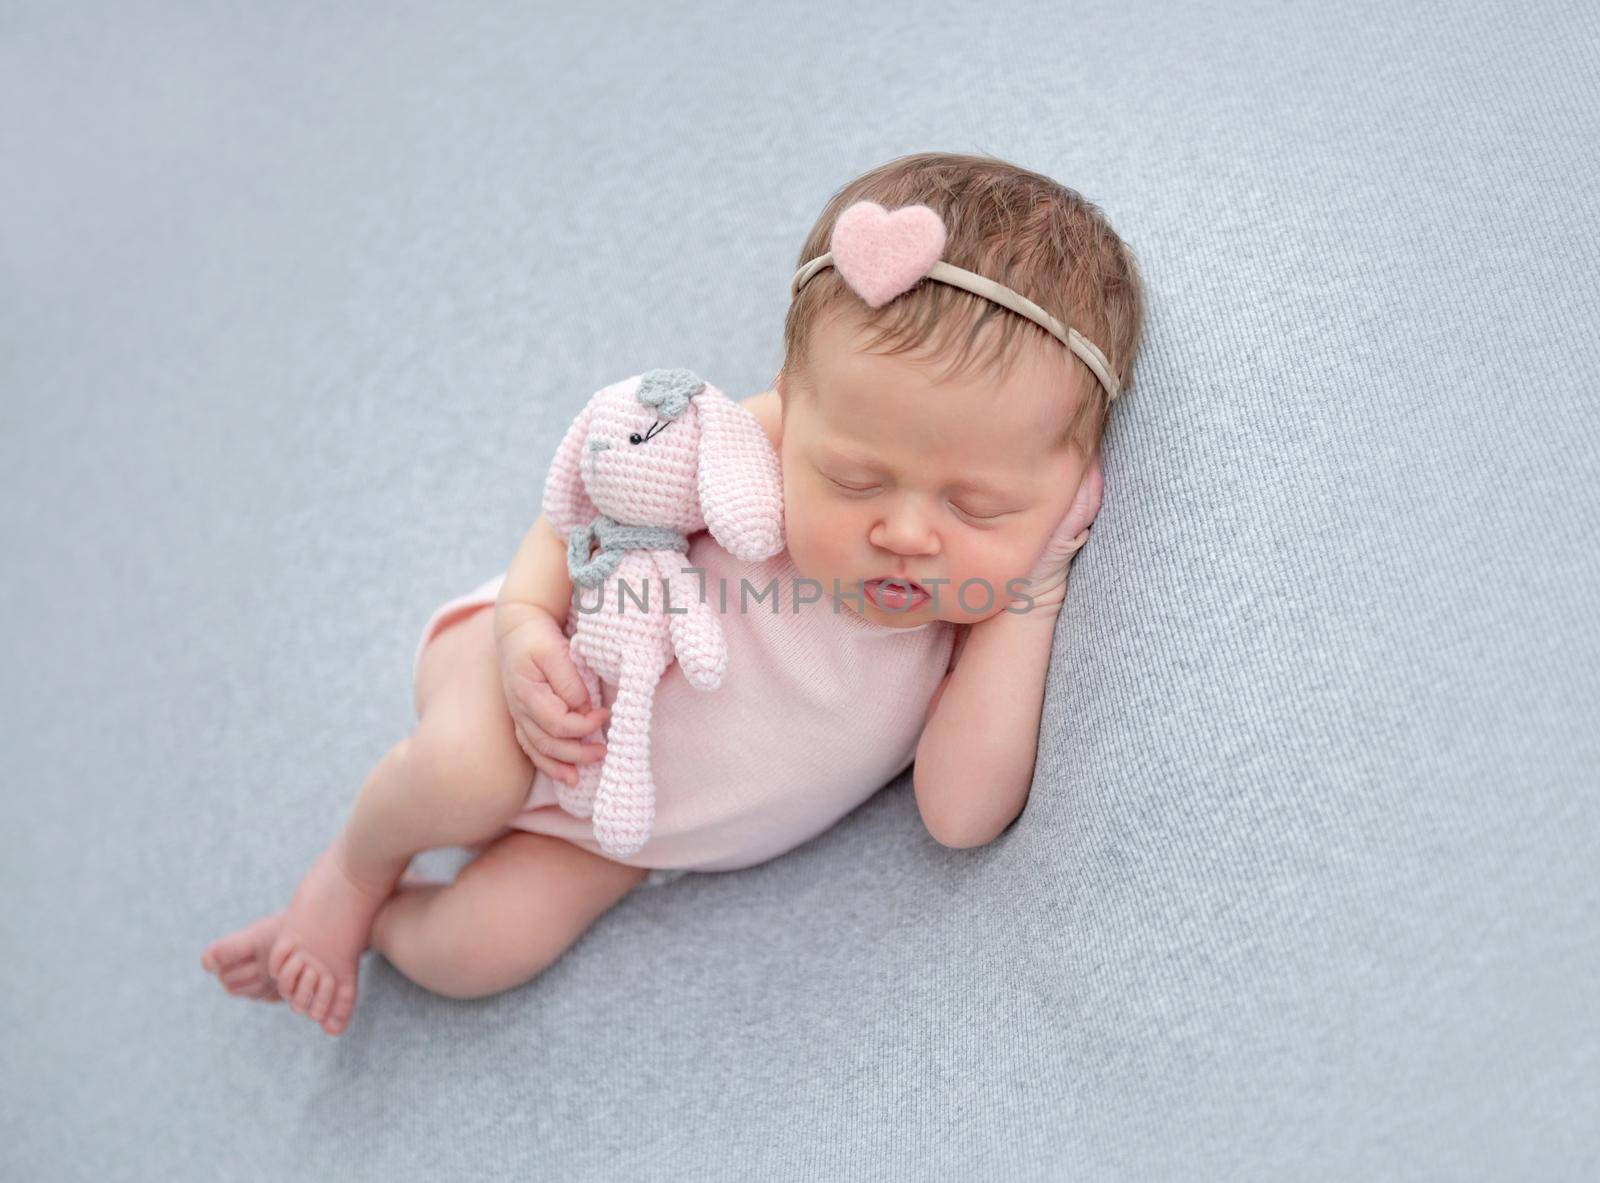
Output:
[635, 368, 705, 421]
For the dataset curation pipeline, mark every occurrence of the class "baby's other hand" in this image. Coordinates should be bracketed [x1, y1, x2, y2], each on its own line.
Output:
[496, 613, 610, 787]
[1012, 452, 1103, 613]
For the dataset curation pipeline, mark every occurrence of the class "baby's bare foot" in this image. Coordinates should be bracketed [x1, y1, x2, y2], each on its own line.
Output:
[266, 833, 395, 1037]
[201, 912, 286, 1003]
[201, 871, 434, 1030]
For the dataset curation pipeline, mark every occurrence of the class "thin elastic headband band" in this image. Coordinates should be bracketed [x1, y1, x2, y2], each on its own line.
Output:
[789, 201, 1122, 404]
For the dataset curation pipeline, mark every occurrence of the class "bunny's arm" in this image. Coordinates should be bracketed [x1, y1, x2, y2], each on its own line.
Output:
[655, 552, 727, 692]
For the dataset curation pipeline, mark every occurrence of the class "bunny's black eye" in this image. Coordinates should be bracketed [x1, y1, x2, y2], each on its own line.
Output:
[628, 432, 643, 444]
[629, 420, 669, 445]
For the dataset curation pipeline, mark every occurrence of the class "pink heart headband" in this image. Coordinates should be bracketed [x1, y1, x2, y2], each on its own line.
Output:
[790, 200, 1122, 403]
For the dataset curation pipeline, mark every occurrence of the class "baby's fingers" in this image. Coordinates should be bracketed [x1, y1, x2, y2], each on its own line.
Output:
[512, 701, 607, 761]
[538, 650, 598, 715]
[514, 720, 580, 787]
[523, 687, 610, 739]
[523, 727, 608, 767]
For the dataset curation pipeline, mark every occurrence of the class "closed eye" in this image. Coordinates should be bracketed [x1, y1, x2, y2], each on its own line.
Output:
[826, 475, 878, 493]
[830, 476, 1013, 524]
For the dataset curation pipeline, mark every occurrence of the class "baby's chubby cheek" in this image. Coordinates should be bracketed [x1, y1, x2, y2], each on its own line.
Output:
[930, 528, 1048, 622]
[781, 495, 852, 591]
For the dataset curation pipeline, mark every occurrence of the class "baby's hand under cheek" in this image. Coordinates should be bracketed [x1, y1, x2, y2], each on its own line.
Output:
[1012, 520, 1091, 610]
[1010, 455, 1103, 611]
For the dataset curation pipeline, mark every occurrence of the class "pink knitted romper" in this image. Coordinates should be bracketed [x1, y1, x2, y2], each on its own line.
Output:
[412, 533, 957, 885]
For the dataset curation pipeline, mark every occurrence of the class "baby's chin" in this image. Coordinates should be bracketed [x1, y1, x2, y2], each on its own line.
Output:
[845, 598, 936, 628]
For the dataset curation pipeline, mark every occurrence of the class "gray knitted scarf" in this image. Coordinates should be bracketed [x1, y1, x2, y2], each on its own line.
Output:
[567, 513, 690, 589]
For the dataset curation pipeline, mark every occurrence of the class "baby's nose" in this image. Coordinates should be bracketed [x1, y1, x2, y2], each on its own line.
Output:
[586, 438, 612, 453]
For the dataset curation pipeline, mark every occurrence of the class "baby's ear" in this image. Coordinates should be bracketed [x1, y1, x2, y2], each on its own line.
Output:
[1055, 452, 1104, 541]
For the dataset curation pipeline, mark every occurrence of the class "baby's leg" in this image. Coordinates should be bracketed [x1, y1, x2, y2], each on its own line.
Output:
[339, 604, 547, 881]
[203, 606, 566, 1035]
[370, 829, 646, 999]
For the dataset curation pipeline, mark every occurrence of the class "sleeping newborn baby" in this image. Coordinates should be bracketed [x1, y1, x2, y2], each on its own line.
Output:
[201, 151, 1147, 1036]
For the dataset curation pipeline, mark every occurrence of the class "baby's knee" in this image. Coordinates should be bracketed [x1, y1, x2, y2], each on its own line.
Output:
[404, 716, 532, 824]
[428, 962, 550, 1001]
[413, 927, 560, 1000]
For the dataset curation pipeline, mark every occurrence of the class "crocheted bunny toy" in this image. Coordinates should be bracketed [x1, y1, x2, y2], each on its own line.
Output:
[541, 368, 785, 858]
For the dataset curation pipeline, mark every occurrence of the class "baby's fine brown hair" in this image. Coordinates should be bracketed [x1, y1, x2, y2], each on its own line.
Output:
[780, 151, 1147, 459]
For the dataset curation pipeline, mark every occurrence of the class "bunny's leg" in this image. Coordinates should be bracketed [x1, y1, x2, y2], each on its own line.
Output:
[589, 659, 663, 858]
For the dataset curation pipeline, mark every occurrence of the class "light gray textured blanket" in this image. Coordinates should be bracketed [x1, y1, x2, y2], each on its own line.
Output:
[4, 2, 1597, 1179]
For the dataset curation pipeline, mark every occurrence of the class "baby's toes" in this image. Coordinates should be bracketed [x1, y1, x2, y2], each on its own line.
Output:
[275, 950, 306, 997]
[323, 986, 357, 1036]
[243, 972, 283, 1002]
[266, 935, 294, 981]
[291, 964, 320, 1014]
[309, 972, 337, 1023]
[202, 935, 248, 976]
[220, 964, 265, 994]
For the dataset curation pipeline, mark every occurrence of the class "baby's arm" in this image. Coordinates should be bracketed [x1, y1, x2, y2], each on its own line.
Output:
[494, 513, 614, 784]
[494, 513, 574, 641]
[911, 606, 1062, 848]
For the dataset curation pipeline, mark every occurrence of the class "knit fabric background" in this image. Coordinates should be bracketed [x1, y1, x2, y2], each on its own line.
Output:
[3, 2, 1597, 1179]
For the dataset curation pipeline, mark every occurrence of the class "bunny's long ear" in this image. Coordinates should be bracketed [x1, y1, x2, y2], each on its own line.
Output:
[694, 388, 784, 561]
[541, 389, 601, 535]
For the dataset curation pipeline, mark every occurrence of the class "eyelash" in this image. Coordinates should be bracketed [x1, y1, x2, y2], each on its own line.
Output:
[825, 476, 1004, 522]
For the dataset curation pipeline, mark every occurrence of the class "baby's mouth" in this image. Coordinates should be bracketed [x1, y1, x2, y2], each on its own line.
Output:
[863, 576, 931, 612]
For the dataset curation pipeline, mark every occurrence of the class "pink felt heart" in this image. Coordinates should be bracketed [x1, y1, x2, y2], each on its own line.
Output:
[829, 201, 948, 308]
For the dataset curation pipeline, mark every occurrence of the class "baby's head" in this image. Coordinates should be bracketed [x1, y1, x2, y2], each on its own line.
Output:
[773, 152, 1147, 628]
